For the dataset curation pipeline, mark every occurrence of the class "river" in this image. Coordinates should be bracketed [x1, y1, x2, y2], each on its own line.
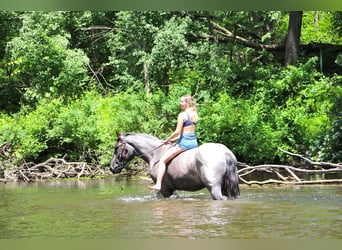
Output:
[0, 176, 341, 239]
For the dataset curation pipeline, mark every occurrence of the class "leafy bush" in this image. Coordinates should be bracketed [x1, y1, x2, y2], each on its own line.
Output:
[0, 62, 339, 166]
[0, 98, 63, 162]
[0, 90, 151, 164]
[315, 75, 342, 162]
[198, 93, 281, 164]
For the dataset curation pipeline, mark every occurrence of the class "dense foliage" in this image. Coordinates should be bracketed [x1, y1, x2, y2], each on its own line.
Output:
[0, 11, 341, 166]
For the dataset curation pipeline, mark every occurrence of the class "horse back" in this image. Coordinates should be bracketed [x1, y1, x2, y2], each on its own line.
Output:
[165, 143, 236, 191]
[197, 143, 237, 163]
[168, 143, 235, 172]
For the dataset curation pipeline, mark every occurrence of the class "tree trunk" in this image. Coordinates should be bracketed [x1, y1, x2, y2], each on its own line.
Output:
[142, 41, 150, 96]
[314, 11, 319, 30]
[143, 61, 150, 96]
[284, 11, 303, 66]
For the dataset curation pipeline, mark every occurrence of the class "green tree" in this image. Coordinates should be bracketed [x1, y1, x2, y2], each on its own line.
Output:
[5, 12, 90, 107]
[301, 11, 342, 44]
[0, 11, 22, 112]
[1, 11, 341, 166]
[284, 11, 303, 66]
[106, 11, 167, 93]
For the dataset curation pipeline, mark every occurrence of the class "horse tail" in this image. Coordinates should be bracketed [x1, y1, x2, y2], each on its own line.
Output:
[224, 151, 240, 199]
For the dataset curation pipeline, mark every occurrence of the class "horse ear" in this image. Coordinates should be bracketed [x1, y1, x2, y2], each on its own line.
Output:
[116, 131, 122, 139]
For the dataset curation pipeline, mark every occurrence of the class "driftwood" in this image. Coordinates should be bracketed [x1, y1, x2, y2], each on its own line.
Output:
[238, 148, 342, 185]
[0, 141, 11, 160]
[1, 157, 109, 183]
[0, 141, 110, 183]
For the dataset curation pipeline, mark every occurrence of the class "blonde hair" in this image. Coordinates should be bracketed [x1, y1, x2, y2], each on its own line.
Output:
[182, 95, 199, 123]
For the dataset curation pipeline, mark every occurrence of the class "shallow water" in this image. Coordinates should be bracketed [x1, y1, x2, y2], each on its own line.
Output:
[0, 176, 341, 239]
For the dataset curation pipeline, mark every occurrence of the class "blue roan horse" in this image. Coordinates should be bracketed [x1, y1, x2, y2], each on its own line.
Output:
[110, 132, 240, 200]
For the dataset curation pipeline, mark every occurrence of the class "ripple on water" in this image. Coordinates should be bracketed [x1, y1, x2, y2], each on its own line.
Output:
[117, 191, 210, 203]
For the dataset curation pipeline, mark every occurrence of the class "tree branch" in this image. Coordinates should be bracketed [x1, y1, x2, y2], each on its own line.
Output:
[238, 149, 342, 185]
[3, 157, 109, 182]
[188, 20, 284, 51]
[279, 148, 342, 169]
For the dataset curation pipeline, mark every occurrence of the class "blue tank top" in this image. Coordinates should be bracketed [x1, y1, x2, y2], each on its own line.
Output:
[183, 112, 196, 127]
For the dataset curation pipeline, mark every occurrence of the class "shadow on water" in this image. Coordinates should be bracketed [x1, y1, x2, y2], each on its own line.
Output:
[0, 176, 341, 239]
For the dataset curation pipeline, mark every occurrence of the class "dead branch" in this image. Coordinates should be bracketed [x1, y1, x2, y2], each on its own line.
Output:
[279, 148, 342, 169]
[188, 20, 284, 51]
[1, 148, 341, 185]
[237, 149, 342, 185]
[0, 141, 11, 159]
[2, 157, 110, 183]
[82, 25, 113, 31]
[238, 178, 342, 185]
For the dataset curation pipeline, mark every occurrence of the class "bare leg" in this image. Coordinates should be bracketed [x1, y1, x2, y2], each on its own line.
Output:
[148, 161, 166, 191]
[148, 145, 184, 191]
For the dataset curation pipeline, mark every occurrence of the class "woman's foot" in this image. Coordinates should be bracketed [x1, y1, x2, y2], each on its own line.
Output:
[148, 185, 161, 191]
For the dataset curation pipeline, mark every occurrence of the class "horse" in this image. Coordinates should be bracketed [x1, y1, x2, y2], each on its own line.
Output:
[110, 132, 240, 200]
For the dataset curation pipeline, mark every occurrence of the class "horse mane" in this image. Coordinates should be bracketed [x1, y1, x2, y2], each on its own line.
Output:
[123, 132, 162, 141]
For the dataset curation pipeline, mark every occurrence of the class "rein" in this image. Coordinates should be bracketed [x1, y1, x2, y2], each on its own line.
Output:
[118, 139, 166, 158]
[133, 143, 165, 157]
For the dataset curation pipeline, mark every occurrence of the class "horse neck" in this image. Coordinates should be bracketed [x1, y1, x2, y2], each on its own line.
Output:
[125, 134, 162, 163]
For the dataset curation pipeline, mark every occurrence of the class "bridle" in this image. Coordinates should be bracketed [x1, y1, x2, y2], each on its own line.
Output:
[116, 139, 165, 159]
[112, 137, 173, 172]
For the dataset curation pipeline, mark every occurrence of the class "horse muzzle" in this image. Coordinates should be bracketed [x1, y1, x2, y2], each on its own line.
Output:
[109, 161, 124, 174]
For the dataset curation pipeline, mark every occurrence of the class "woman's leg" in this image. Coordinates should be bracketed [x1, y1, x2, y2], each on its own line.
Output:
[148, 145, 184, 190]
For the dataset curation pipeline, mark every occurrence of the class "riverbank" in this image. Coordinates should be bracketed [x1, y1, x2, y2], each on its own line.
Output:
[1, 153, 341, 185]
[0, 157, 150, 183]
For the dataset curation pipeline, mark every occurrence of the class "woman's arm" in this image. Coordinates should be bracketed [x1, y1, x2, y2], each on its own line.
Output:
[164, 112, 185, 144]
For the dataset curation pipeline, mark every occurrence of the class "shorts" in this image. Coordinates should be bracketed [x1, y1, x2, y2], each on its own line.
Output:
[177, 133, 198, 150]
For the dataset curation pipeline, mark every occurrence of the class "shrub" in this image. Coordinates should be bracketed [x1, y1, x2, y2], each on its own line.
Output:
[198, 93, 281, 164]
[0, 98, 63, 162]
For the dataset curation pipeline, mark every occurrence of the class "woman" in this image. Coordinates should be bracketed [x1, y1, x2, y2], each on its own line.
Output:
[148, 95, 199, 191]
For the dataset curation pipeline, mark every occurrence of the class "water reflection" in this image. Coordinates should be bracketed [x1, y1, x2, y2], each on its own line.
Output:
[141, 196, 242, 239]
[1, 178, 108, 189]
[150, 201, 196, 238]
[0, 177, 341, 239]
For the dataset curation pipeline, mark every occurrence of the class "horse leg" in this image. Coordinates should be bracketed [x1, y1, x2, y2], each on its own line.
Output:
[202, 172, 225, 200]
[209, 184, 224, 200]
[159, 188, 174, 198]
[200, 167, 226, 200]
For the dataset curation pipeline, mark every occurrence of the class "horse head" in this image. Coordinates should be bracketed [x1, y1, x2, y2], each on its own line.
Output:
[109, 132, 136, 173]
